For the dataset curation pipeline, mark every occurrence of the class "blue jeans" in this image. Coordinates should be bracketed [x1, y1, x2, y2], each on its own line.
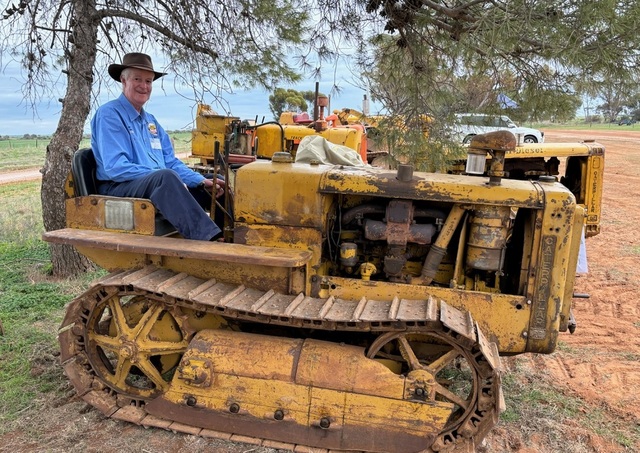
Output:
[98, 169, 220, 240]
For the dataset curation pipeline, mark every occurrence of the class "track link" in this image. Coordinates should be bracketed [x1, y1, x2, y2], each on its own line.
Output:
[59, 266, 503, 453]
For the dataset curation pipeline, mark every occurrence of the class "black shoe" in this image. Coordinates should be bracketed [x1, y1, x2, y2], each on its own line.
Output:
[210, 232, 224, 242]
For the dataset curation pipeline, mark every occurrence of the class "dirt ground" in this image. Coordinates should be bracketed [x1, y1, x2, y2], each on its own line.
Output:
[480, 129, 640, 453]
[0, 129, 638, 453]
[0, 168, 42, 185]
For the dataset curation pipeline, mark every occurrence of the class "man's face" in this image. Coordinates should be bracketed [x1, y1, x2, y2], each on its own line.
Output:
[122, 68, 154, 111]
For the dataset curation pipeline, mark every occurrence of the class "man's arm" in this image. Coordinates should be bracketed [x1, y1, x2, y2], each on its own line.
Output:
[156, 121, 205, 188]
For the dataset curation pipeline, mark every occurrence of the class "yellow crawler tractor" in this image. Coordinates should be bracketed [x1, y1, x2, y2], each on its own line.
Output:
[45, 129, 585, 452]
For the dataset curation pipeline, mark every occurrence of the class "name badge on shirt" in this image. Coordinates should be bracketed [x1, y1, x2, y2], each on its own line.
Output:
[148, 122, 162, 149]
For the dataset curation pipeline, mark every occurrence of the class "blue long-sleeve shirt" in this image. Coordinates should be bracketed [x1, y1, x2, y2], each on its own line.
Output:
[91, 93, 204, 188]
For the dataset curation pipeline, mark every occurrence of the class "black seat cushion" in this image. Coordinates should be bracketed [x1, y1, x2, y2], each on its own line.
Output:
[72, 148, 98, 196]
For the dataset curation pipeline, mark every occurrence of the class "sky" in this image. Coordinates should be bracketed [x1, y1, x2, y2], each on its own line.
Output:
[0, 59, 382, 136]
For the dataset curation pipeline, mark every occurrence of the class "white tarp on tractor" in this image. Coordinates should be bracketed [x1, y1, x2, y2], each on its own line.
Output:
[295, 135, 367, 166]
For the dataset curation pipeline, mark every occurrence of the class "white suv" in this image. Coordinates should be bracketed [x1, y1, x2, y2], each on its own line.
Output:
[454, 113, 544, 144]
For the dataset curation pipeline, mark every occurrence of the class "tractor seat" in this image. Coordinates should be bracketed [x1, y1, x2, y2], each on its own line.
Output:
[72, 147, 99, 197]
[71, 148, 175, 236]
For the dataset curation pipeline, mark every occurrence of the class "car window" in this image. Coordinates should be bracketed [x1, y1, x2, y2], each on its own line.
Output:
[503, 117, 517, 128]
[459, 115, 476, 125]
[497, 117, 510, 127]
[458, 114, 520, 129]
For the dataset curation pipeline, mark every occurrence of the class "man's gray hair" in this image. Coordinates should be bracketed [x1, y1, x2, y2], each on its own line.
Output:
[120, 67, 133, 82]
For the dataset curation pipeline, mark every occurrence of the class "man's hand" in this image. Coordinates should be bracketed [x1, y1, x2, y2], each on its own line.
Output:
[202, 178, 225, 198]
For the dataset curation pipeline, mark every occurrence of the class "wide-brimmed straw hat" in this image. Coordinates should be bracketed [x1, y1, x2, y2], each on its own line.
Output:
[108, 53, 167, 82]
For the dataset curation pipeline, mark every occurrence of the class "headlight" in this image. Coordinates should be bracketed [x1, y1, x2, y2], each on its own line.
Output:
[465, 148, 487, 175]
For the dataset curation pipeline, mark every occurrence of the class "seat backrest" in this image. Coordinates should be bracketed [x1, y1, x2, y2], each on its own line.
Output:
[72, 148, 98, 196]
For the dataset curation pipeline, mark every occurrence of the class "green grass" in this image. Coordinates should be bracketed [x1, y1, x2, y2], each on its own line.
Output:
[0, 242, 63, 406]
[0, 240, 103, 433]
[0, 138, 49, 172]
[555, 340, 578, 353]
[0, 179, 101, 432]
[531, 120, 640, 131]
[0, 240, 75, 430]
[0, 181, 44, 243]
[170, 131, 193, 154]
[0, 137, 91, 172]
[0, 179, 55, 426]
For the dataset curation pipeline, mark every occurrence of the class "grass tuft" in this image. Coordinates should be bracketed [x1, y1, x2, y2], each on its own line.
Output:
[0, 181, 44, 243]
[498, 356, 640, 451]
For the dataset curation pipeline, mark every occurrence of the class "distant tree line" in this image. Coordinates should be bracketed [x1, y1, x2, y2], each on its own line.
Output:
[0, 134, 51, 140]
[0, 134, 95, 141]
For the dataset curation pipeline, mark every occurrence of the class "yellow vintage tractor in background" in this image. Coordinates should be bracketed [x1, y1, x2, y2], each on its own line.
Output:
[191, 98, 369, 166]
[45, 101, 594, 451]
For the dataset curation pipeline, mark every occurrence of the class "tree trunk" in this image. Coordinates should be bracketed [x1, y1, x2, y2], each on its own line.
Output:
[41, 0, 99, 277]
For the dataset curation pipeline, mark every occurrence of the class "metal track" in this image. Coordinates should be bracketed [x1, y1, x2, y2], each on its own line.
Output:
[98, 266, 447, 331]
[58, 266, 503, 453]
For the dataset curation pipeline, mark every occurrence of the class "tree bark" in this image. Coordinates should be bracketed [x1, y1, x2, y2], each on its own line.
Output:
[41, 0, 99, 277]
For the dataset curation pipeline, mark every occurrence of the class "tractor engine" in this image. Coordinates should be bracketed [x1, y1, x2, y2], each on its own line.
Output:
[329, 197, 512, 287]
